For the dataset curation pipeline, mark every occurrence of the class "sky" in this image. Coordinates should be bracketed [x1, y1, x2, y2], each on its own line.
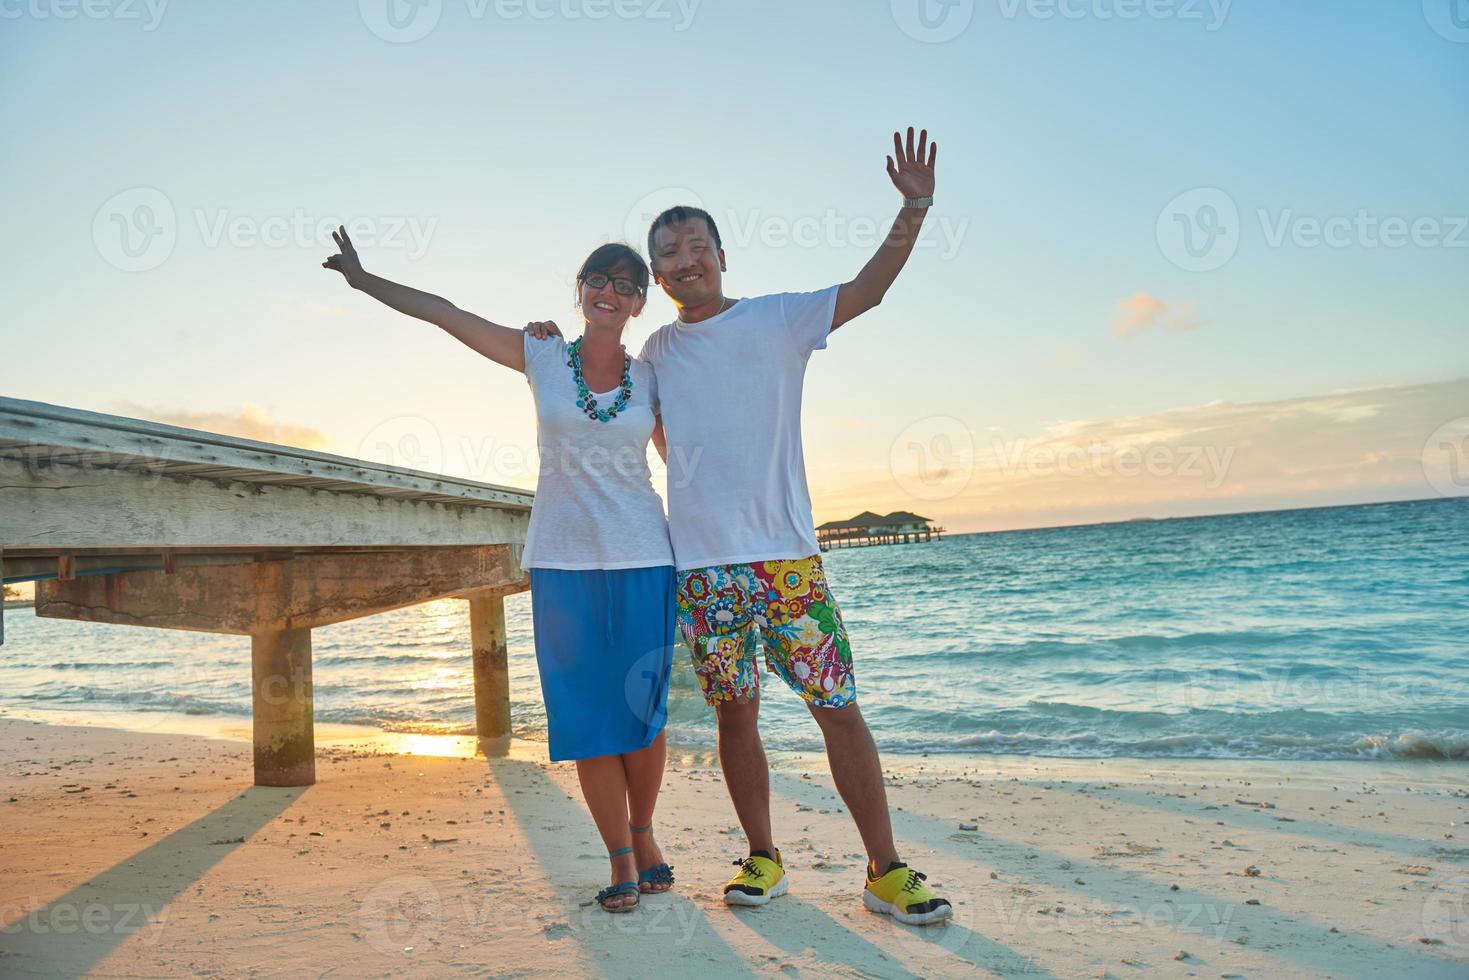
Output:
[2, 0, 1466, 533]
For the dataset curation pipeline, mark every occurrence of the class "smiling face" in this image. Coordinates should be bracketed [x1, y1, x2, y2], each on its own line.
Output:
[578, 264, 646, 330]
[575, 244, 649, 332]
[649, 215, 725, 309]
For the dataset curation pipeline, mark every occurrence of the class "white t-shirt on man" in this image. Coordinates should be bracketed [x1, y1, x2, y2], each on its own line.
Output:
[638, 286, 839, 572]
[520, 333, 674, 570]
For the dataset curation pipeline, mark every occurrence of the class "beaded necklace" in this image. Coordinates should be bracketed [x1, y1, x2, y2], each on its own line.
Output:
[567, 337, 633, 423]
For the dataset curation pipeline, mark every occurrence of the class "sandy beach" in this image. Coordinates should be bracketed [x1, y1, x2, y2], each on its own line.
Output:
[1, 714, 1465, 979]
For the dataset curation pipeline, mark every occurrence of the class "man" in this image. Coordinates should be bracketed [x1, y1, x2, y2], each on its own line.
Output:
[648, 128, 950, 927]
[531, 128, 948, 925]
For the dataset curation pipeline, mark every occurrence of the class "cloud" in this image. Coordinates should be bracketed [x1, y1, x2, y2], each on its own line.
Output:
[108, 401, 331, 451]
[1112, 292, 1201, 339]
[303, 300, 347, 319]
[269, 290, 347, 319]
[811, 376, 1469, 534]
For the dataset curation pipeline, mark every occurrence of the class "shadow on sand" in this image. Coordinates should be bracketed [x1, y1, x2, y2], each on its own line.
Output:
[0, 785, 298, 977]
[769, 771, 1466, 979]
[484, 756, 1049, 978]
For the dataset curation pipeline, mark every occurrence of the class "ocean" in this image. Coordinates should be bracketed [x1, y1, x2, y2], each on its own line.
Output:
[3, 496, 1466, 762]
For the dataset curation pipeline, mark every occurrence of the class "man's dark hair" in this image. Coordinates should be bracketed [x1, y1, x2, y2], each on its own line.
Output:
[574, 242, 649, 306]
[647, 205, 723, 259]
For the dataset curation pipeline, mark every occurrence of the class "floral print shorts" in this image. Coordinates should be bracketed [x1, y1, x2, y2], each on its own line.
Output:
[675, 555, 856, 708]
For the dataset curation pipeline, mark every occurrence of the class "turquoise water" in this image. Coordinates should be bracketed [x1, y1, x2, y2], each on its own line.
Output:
[3, 497, 1466, 760]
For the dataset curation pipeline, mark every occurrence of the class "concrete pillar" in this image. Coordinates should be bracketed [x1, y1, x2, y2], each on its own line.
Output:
[250, 627, 315, 786]
[469, 593, 510, 739]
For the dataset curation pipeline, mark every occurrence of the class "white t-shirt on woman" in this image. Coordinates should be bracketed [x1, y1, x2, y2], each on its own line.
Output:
[519, 333, 674, 571]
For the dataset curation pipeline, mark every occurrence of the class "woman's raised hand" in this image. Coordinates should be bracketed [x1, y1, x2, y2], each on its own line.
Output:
[322, 225, 365, 285]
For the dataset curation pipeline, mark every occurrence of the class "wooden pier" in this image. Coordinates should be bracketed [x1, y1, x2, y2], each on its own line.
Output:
[0, 396, 532, 787]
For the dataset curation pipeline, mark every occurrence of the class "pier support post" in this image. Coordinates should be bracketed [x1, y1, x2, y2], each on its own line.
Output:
[251, 627, 315, 786]
[469, 593, 510, 740]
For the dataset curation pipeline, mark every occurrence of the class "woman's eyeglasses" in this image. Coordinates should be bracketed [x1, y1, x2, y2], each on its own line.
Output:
[581, 272, 644, 297]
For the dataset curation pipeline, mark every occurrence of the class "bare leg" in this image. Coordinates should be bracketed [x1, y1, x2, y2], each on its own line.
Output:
[623, 731, 670, 892]
[574, 754, 637, 908]
[715, 697, 775, 855]
[807, 702, 900, 874]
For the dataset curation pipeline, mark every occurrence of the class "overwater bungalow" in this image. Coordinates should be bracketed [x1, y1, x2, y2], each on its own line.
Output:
[816, 510, 943, 550]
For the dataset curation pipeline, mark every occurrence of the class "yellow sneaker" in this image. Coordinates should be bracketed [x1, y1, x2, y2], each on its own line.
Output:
[862, 862, 953, 925]
[723, 850, 788, 906]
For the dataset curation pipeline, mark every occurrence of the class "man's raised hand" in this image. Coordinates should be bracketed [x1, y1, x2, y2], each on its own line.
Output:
[524, 320, 563, 340]
[886, 127, 937, 201]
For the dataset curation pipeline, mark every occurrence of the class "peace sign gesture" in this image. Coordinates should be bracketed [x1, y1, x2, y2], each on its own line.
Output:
[886, 127, 938, 201]
[321, 224, 365, 285]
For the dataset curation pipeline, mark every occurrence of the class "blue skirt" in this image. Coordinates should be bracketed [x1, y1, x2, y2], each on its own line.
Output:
[528, 565, 676, 762]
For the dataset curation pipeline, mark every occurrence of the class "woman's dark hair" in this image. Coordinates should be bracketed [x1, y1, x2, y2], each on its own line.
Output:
[574, 243, 649, 306]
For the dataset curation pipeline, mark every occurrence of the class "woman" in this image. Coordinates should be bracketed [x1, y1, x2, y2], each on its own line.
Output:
[323, 227, 675, 913]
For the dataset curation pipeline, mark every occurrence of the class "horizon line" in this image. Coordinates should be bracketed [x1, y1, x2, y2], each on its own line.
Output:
[859, 492, 1468, 541]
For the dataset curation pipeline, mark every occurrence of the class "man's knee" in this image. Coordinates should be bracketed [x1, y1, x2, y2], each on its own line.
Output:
[807, 700, 865, 730]
[715, 696, 760, 731]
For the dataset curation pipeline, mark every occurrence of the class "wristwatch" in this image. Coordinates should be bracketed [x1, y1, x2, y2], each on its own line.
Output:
[903, 196, 934, 209]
